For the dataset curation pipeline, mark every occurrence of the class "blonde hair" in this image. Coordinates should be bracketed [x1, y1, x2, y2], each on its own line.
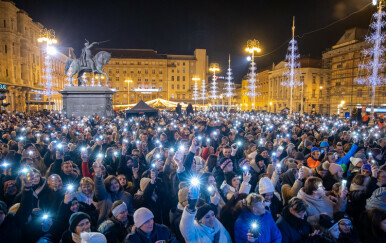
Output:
[80, 177, 94, 187]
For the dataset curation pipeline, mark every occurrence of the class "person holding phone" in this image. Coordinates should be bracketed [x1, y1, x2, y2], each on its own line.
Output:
[234, 193, 282, 243]
[179, 186, 232, 243]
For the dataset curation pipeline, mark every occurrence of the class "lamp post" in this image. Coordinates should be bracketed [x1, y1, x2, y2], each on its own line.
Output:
[125, 79, 133, 104]
[37, 28, 57, 111]
[209, 63, 220, 110]
[245, 39, 262, 110]
[337, 100, 345, 117]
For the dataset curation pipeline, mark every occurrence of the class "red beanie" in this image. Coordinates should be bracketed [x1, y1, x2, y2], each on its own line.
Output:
[202, 147, 211, 161]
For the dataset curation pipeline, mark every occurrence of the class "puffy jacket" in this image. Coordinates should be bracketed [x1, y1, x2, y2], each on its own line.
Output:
[234, 211, 282, 243]
[306, 156, 320, 169]
[98, 217, 129, 243]
[276, 206, 312, 243]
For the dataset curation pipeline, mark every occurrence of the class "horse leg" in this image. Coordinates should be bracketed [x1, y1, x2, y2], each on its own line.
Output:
[98, 74, 102, 86]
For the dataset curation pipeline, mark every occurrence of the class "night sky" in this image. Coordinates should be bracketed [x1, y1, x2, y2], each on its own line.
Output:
[12, 0, 375, 82]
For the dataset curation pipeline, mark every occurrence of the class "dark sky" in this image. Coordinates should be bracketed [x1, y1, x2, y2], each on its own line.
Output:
[12, 0, 374, 82]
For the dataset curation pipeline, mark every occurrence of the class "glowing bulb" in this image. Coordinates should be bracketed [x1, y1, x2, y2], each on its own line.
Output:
[190, 177, 200, 187]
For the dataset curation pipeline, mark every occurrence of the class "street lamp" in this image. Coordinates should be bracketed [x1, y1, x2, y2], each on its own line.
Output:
[245, 39, 262, 110]
[337, 100, 345, 116]
[125, 79, 133, 105]
[209, 63, 220, 110]
[269, 102, 273, 113]
[37, 28, 58, 111]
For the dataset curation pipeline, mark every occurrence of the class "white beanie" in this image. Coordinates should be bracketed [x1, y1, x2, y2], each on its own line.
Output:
[134, 207, 154, 228]
[80, 232, 106, 243]
[350, 157, 362, 167]
[259, 177, 275, 195]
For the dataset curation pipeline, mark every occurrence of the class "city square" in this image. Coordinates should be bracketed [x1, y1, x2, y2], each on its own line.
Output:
[0, 0, 385, 242]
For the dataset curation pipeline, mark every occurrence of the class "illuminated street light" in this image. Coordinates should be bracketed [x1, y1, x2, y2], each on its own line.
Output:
[245, 39, 262, 110]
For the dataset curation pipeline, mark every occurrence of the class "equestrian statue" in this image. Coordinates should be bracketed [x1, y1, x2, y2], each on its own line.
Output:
[64, 39, 111, 86]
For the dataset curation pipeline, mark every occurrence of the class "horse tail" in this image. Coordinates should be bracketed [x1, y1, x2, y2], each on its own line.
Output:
[64, 59, 73, 74]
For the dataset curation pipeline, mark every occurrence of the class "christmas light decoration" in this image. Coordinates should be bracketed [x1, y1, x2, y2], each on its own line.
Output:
[245, 39, 262, 110]
[281, 17, 302, 114]
[192, 77, 200, 105]
[355, 0, 386, 122]
[224, 54, 235, 111]
[201, 79, 208, 106]
[209, 63, 220, 105]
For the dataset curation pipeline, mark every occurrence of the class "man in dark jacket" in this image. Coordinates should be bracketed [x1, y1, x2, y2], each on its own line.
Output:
[276, 197, 312, 243]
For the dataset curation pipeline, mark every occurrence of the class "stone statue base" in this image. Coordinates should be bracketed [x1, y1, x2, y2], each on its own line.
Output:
[59, 86, 116, 118]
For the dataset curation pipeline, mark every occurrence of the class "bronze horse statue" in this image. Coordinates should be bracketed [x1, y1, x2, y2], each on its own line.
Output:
[64, 51, 111, 86]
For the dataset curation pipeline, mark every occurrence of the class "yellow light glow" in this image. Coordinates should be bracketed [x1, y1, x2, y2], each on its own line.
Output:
[125, 80, 133, 83]
[341, 100, 345, 105]
[320, 86, 323, 89]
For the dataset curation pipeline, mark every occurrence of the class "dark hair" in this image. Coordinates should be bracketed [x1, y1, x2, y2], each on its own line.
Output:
[223, 145, 231, 150]
[352, 174, 366, 186]
[206, 155, 218, 173]
[369, 208, 386, 240]
[304, 177, 323, 195]
[288, 197, 308, 213]
[104, 175, 122, 193]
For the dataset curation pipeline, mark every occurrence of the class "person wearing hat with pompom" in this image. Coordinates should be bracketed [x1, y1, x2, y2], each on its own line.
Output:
[259, 177, 283, 221]
[125, 207, 177, 243]
[213, 157, 234, 188]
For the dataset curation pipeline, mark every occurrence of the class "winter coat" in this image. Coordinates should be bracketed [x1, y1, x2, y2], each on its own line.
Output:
[94, 175, 134, 225]
[266, 194, 283, 222]
[358, 210, 386, 243]
[169, 204, 184, 243]
[125, 223, 179, 243]
[98, 217, 129, 243]
[281, 179, 303, 206]
[234, 210, 282, 243]
[179, 207, 232, 243]
[323, 172, 339, 191]
[0, 189, 33, 243]
[276, 206, 312, 243]
[306, 156, 320, 169]
[220, 181, 251, 201]
[297, 188, 346, 224]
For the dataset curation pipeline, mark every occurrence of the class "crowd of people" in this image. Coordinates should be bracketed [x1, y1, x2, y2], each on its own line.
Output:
[0, 109, 385, 243]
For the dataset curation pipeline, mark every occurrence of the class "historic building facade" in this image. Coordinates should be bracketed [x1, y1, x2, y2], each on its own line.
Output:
[0, 0, 68, 112]
[322, 27, 386, 115]
[92, 48, 209, 106]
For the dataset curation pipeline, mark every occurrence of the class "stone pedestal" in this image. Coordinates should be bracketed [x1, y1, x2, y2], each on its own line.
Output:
[60, 86, 116, 118]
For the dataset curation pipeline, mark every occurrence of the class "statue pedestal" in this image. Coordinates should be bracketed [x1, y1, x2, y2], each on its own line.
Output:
[59, 86, 116, 118]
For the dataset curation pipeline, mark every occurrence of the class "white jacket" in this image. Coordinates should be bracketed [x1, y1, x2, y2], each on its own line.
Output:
[179, 207, 232, 243]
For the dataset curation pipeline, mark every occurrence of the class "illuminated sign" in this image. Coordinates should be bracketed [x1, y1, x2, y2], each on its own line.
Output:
[133, 88, 160, 94]
[0, 84, 6, 90]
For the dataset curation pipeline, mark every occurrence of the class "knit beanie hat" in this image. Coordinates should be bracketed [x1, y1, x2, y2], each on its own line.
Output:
[196, 203, 214, 221]
[329, 163, 342, 175]
[304, 139, 313, 148]
[134, 207, 154, 228]
[225, 171, 238, 185]
[69, 212, 90, 233]
[80, 232, 107, 243]
[361, 164, 372, 172]
[140, 178, 151, 192]
[238, 158, 250, 167]
[294, 152, 305, 161]
[201, 147, 210, 161]
[0, 201, 7, 214]
[258, 177, 275, 195]
[178, 187, 189, 207]
[319, 214, 338, 231]
[219, 157, 232, 170]
[320, 141, 329, 147]
[350, 157, 363, 167]
[353, 153, 367, 162]
[311, 147, 320, 153]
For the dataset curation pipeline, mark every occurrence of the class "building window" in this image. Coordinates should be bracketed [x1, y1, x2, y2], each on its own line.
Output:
[145, 69, 148, 74]
[312, 76, 316, 84]
[177, 85, 180, 89]
[300, 76, 304, 82]
[116, 77, 119, 81]
[357, 89, 362, 97]
[172, 69, 174, 73]
[312, 89, 316, 98]
[159, 79, 163, 82]
[145, 78, 148, 82]
[123, 70, 127, 74]
[4, 45, 7, 54]
[109, 69, 112, 73]
[183, 85, 185, 89]
[182, 68, 185, 73]
[177, 76, 180, 81]
[152, 69, 155, 74]
[171, 76, 174, 81]
[177, 94, 180, 99]
[172, 85, 174, 89]
[320, 76, 324, 85]
[138, 77, 141, 81]
[159, 70, 163, 74]
[3, 20, 6, 28]
[116, 69, 119, 73]
[6, 69, 8, 76]
[138, 62, 141, 65]
[138, 70, 141, 74]
[183, 94, 186, 99]
[183, 76, 185, 81]
[171, 94, 175, 99]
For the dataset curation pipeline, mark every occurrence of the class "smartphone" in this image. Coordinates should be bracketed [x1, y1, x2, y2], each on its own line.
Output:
[190, 186, 199, 200]
[341, 179, 347, 193]
[250, 222, 260, 238]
